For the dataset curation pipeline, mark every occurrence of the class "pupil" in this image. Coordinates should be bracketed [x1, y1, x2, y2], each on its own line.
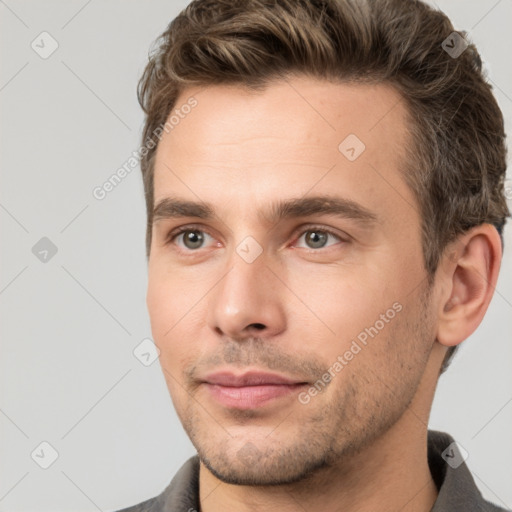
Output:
[185, 230, 203, 249]
[307, 231, 327, 248]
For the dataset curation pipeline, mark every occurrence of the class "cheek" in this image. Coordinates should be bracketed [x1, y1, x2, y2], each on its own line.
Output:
[146, 264, 198, 336]
[147, 271, 206, 373]
[287, 265, 395, 333]
[285, 263, 415, 373]
[146, 278, 171, 339]
[147, 275, 184, 370]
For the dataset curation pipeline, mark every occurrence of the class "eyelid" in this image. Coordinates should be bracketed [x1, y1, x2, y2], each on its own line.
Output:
[290, 224, 348, 243]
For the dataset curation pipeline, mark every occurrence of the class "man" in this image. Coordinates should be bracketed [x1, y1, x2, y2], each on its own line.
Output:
[117, 0, 510, 510]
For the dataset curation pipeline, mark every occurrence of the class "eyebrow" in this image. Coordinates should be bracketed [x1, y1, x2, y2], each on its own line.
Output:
[153, 195, 379, 228]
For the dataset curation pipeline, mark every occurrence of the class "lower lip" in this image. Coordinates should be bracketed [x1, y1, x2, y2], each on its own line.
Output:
[204, 383, 307, 409]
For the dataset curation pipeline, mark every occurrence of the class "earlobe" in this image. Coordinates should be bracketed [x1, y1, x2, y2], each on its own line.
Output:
[436, 224, 502, 348]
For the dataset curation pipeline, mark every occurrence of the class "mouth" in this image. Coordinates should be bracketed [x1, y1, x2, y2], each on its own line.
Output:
[201, 370, 309, 409]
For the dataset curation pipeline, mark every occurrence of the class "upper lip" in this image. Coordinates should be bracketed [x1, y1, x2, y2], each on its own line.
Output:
[202, 371, 307, 387]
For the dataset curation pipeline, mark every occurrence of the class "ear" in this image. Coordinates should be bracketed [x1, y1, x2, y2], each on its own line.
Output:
[436, 223, 502, 348]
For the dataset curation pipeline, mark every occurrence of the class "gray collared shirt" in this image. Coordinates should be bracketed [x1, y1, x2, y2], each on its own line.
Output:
[115, 430, 509, 511]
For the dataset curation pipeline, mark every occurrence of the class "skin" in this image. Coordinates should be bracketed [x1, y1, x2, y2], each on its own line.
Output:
[146, 75, 502, 512]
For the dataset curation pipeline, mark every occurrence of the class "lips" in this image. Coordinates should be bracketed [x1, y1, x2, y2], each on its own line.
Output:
[201, 370, 309, 409]
[203, 371, 307, 387]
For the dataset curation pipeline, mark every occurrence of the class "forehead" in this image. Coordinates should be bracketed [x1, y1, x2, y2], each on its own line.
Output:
[152, 76, 416, 227]
[165, 77, 407, 149]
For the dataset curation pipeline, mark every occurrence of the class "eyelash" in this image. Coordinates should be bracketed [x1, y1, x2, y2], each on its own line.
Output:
[164, 224, 347, 254]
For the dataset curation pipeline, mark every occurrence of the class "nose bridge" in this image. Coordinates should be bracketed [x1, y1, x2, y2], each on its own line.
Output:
[207, 241, 286, 339]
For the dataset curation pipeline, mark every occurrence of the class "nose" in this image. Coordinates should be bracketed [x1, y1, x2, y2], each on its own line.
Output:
[206, 250, 287, 341]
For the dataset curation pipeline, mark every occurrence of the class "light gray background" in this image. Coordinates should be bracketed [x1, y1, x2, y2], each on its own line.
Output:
[0, 1, 511, 511]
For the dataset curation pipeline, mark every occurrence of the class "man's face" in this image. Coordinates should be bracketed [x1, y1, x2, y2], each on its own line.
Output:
[147, 76, 439, 485]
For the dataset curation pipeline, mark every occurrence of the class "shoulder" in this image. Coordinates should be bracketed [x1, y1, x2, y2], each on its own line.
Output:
[428, 430, 510, 512]
[114, 496, 159, 512]
[112, 455, 200, 512]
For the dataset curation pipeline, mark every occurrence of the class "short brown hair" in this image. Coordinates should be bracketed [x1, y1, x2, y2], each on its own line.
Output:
[137, 0, 509, 373]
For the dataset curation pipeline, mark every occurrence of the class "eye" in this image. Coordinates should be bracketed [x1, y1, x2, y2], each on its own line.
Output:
[167, 227, 216, 251]
[294, 227, 344, 250]
[165, 224, 346, 254]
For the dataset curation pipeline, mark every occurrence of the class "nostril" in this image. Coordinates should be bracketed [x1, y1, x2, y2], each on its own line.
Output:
[250, 323, 266, 330]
